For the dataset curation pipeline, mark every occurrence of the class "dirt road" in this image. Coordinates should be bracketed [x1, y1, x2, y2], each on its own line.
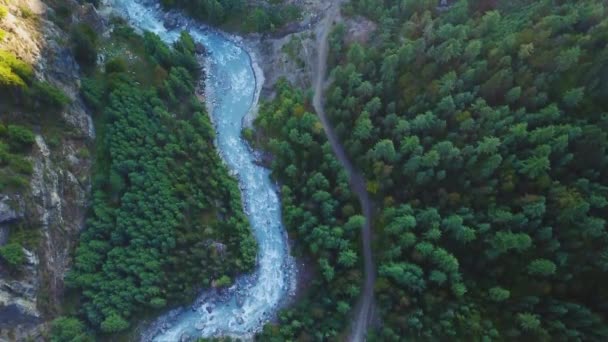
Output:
[311, 2, 375, 341]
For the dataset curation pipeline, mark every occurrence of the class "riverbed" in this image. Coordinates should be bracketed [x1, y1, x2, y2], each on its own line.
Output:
[103, 0, 296, 340]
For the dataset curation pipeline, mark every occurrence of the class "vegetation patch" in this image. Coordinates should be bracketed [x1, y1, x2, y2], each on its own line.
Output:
[62, 24, 256, 337]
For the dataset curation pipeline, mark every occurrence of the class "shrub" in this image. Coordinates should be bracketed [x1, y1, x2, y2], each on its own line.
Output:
[0, 51, 33, 88]
[100, 313, 129, 333]
[50, 317, 93, 342]
[28, 81, 70, 110]
[0, 5, 8, 21]
[71, 24, 98, 68]
[19, 6, 34, 19]
[7, 125, 35, 151]
[215, 275, 232, 287]
[9, 156, 33, 174]
[0, 243, 25, 268]
[105, 57, 127, 74]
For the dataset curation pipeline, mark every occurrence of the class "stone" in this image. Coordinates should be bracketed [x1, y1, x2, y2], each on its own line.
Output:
[0, 195, 23, 224]
[76, 3, 107, 33]
[195, 43, 206, 55]
[236, 295, 244, 307]
[164, 16, 178, 30]
[212, 242, 227, 257]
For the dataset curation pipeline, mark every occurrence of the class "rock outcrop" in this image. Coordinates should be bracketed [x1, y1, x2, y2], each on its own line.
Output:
[0, 0, 94, 340]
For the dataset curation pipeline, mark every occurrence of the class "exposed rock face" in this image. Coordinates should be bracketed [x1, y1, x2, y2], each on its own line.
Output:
[75, 3, 107, 33]
[0, 0, 93, 340]
[0, 195, 24, 227]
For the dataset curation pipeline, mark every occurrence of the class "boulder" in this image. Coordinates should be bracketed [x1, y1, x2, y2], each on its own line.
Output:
[195, 43, 206, 55]
[163, 16, 178, 30]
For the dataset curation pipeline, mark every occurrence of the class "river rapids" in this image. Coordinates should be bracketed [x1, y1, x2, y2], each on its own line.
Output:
[103, 1, 296, 340]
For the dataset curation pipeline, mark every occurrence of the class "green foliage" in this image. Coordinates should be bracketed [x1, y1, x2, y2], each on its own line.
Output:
[215, 275, 232, 288]
[0, 243, 25, 269]
[100, 314, 129, 334]
[0, 5, 7, 21]
[27, 81, 70, 110]
[0, 50, 33, 88]
[325, 0, 608, 339]
[104, 57, 127, 74]
[50, 317, 93, 342]
[527, 259, 557, 276]
[488, 287, 510, 302]
[0, 49, 67, 119]
[517, 312, 541, 331]
[253, 80, 363, 340]
[7, 124, 35, 152]
[68, 30, 255, 334]
[71, 23, 98, 68]
[160, 0, 300, 33]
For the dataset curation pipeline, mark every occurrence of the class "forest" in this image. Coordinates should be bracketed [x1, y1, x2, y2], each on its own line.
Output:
[4, 0, 608, 340]
[250, 80, 365, 340]
[159, 0, 300, 32]
[317, 0, 608, 339]
[56, 23, 256, 337]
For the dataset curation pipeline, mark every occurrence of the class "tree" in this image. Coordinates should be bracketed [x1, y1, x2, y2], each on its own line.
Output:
[50, 317, 92, 342]
[338, 249, 357, 267]
[100, 313, 129, 333]
[527, 259, 557, 276]
[555, 47, 581, 72]
[517, 312, 541, 331]
[380, 262, 426, 293]
[0, 243, 25, 269]
[563, 87, 584, 108]
[488, 287, 510, 302]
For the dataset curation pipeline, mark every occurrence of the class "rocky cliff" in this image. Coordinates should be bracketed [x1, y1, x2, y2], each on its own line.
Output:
[0, 0, 97, 339]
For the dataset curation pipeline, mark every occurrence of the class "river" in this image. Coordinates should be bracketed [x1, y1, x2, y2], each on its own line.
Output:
[103, 1, 296, 340]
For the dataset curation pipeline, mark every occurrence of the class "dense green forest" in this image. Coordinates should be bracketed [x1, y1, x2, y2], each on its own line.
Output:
[160, 0, 300, 32]
[5, 0, 608, 340]
[61, 24, 256, 336]
[319, 0, 608, 339]
[250, 80, 364, 340]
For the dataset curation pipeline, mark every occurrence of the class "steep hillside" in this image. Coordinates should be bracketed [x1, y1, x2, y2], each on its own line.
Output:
[0, 0, 95, 339]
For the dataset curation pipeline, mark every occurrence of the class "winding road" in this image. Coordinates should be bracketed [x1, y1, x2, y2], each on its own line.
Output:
[311, 2, 375, 341]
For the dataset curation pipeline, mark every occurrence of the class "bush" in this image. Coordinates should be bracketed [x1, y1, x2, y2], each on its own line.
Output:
[9, 156, 33, 174]
[7, 125, 35, 152]
[0, 6, 8, 21]
[19, 6, 34, 19]
[71, 24, 98, 68]
[0, 51, 33, 88]
[105, 57, 128, 74]
[215, 275, 232, 287]
[28, 81, 70, 110]
[100, 313, 129, 333]
[0, 243, 25, 268]
[50, 317, 93, 342]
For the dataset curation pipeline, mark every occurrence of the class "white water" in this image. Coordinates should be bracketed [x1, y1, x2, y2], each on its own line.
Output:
[104, 1, 295, 340]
